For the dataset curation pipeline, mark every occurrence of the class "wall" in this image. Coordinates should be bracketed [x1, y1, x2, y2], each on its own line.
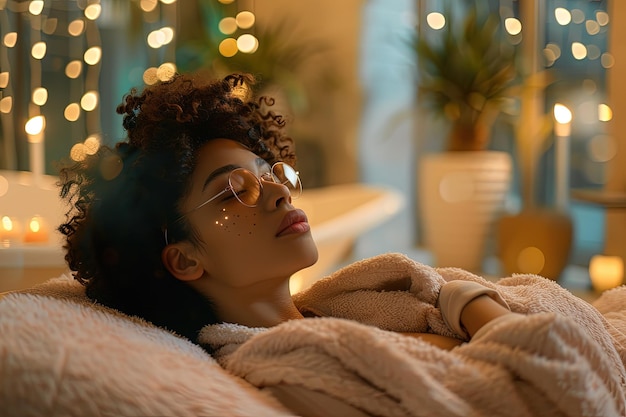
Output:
[254, 0, 364, 186]
[605, 0, 626, 262]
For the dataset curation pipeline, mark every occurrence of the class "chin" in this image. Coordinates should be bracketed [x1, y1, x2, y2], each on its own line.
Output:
[291, 241, 319, 272]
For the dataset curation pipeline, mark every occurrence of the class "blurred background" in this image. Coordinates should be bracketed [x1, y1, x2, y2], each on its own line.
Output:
[1, 0, 624, 290]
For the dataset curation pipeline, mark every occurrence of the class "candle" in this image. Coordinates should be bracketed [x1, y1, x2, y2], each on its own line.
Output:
[23, 215, 49, 244]
[0, 216, 21, 246]
[553, 104, 572, 212]
[589, 255, 624, 292]
[25, 115, 46, 180]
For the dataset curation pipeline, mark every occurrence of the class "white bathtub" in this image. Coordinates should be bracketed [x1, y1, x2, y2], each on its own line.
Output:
[290, 183, 404, 292]
[0, 170, 404, 292]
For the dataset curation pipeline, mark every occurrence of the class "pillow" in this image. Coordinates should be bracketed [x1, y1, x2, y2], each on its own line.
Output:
[0, 276, 290, 417]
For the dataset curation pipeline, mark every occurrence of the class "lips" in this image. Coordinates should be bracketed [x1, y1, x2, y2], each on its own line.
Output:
[276, 209, 310, 237]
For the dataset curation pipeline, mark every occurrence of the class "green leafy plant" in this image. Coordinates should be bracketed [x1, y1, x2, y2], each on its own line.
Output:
[415, 3, 520, 151]
[175, 1, 332, 116]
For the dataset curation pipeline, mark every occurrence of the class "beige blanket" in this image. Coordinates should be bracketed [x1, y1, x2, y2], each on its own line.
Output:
[0, 274, 292, 417]
[200, 253, 626, 417]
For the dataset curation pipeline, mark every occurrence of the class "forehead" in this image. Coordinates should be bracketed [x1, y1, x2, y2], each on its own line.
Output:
[195, 138, 260, 170]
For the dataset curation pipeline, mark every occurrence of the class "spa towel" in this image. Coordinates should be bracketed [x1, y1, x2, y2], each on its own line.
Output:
[200, 253, 626, 417]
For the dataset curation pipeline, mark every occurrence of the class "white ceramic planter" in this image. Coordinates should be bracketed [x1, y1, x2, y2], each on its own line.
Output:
[418, 151, 512, 271]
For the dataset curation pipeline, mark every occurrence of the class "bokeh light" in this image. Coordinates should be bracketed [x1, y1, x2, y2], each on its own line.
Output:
[0, 72, 8, 88]
[517, 246, 545, 274]
[236, 11, 255, 29]
[68, 19, 85, 36]
[80, 91, 99, 111]
[3, 32, 17, 47]
[32, 87, 48, 106]
[65, 60, 83, 78]
[84, 46, 102, 65]
[25, 115, 45, 135]
[555, 8, 571, 25]
[504, 18, 522, 36]
[237, 34, 258, 53]
[64, 103, 81, 121]
[84, 4, 101, 20]
[219, 17, 237, 35]
[426, 12, 445, 30]
[219, 38, 238, 57]
[0, 97, 12, 113]
[31, 42, 47, 59]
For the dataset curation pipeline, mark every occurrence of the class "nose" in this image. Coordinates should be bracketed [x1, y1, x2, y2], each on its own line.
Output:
[261, 178, 292, 209]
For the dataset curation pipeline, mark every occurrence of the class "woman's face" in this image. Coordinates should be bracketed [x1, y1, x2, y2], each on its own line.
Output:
[180, 138, 318, 287]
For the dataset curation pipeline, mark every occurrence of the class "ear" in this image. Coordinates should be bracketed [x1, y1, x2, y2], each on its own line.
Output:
[161, 243, 204, 282]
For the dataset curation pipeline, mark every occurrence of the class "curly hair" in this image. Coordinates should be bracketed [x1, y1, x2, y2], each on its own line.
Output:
[57, 73, 296, 341]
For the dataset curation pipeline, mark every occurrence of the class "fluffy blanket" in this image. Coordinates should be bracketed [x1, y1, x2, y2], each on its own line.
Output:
[200, 253, 626, 417]
[0, 274, 292, 417]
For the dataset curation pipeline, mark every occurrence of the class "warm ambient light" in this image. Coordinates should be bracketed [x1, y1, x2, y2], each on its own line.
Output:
[426, 12, 445, 30]
[32, 87, 48, 106]
[504, 18, 522, 36]
[3, 32, 18, 47]
[598, 104, 613, 122]
[219, 17, 237, 35]
[236, 11, 255, 29]
[0, 216, 20, 246]
[555, 7, 572, 25]
[589, 255, 624, 292]
[24, 216, 49, 244]
[517, 246, 545, 274]
[31, 42, 47, 60]
[25, 115, 45, 136]
[29, 0, 44, 16]
[237, 34, 258, 54]
[553, 103, 572, 137]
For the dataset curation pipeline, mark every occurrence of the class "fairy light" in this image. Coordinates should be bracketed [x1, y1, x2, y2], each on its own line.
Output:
[555, 8, 571, 25]
[237, 34, 258, 53]
[32, 87, 48, 106]
[219, 17, 237, 35]
[236, 11, 255, 29]
[3, 32, 17, 47]
[216, 1, 258, 57]
[68, 19, 85, 36]
[84, 4, 102, 20]
[426, 12, 445, 30]
[0, 0, 109, 173]
[64, 103, 81, 122]
[65, 60, 83, 78]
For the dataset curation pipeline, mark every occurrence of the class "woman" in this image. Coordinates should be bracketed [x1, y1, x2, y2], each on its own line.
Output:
[59, 72, 511, 347]
[60, 75, 623, 415]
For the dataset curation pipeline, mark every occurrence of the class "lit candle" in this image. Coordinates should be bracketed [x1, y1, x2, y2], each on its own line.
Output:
[0, 216, 21, 246]
[553, 104, 572, 212]
[25, 115, 46, 181]
[589, 255, 624, 292]
[23, 215, 49, 244]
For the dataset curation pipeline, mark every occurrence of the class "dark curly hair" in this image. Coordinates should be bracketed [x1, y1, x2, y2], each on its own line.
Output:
[57, 73, 296, 341]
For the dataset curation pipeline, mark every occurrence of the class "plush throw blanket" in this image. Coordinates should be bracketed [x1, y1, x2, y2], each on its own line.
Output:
[200, 253, 626, 417]
[0, 275, 292, 417]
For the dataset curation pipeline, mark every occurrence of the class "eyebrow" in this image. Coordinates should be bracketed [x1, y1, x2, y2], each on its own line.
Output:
[201, 157, 270, 192]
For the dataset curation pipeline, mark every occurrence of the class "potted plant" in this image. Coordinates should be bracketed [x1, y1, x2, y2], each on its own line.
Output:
[415, 2, 519, 151]
[413, 2, 520, 271]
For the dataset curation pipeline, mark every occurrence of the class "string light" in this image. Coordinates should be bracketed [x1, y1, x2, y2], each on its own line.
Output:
[217, 1, 258, 57]
[0, 1, 109, 170]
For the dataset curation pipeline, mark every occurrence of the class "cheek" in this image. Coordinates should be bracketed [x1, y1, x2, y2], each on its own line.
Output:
[210, 208, 259, 237]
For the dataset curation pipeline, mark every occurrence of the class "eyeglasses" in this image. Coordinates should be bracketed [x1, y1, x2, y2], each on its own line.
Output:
[164, 162, 301, 244]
